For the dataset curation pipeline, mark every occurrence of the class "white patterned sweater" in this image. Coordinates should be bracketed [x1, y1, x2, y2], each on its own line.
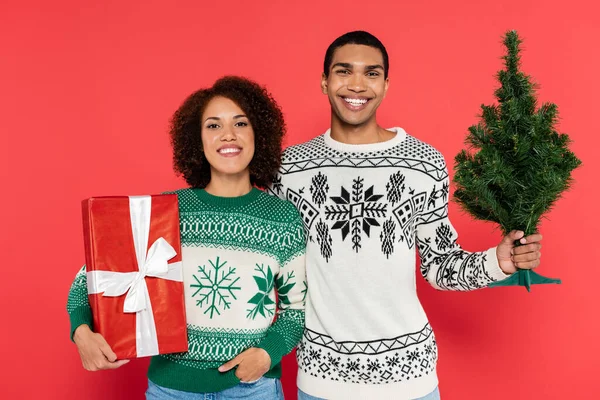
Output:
[268, 128, 509, 399]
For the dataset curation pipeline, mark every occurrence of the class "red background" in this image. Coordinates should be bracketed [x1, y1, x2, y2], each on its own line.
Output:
[1, 1, 598, 399]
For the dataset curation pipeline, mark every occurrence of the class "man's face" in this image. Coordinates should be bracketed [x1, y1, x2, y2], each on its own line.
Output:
[322, 44, 389, 127]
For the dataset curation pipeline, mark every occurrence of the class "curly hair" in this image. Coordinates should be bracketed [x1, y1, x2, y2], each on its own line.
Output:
[169, 76, 286, 188]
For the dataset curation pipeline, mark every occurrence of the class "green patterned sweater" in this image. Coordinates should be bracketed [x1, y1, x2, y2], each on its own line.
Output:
[67, 188, 307, 393]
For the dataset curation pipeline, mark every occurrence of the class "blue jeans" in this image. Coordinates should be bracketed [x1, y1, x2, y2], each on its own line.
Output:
[298, 386, 440, 400]
[146, 377, 284, 400]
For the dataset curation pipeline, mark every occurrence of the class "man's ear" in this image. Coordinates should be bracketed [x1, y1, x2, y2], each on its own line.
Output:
[383, 77, 390, 98]
[321, 73, 328, 95]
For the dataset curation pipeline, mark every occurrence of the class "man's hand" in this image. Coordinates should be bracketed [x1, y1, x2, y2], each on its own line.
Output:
[73, 325, 130, 371]
[497, 230, 542, 274]
[218, 347, 271, 382]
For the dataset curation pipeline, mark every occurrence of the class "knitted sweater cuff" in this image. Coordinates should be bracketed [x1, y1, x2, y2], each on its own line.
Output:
[485, 247, 512, 282]
[69, 306, 93, 341]
[256, 330, 288, 368]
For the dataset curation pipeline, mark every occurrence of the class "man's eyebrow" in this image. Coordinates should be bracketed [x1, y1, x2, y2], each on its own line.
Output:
[331, 62, 353, 69]
[331, 63, 384, 71]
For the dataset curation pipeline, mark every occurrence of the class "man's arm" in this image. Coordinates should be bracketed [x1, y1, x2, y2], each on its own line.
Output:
[415, 160, 511, 291]
[416, 159, 543, 291]
[266, 170, 287, 201]
[416, 214, 508, 291]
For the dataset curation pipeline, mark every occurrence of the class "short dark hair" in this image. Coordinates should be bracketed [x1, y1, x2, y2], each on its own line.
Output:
[169, 76, 286, 189]
[323, 31, 389, 79]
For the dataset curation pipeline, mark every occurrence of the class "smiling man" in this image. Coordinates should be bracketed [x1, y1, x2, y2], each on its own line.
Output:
[269, 31, 544, 400]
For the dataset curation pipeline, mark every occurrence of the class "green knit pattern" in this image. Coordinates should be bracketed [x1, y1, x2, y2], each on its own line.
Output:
[175, 188, 305, 266]
[66, 188, 306, 393]
[165, 326, 270, 368]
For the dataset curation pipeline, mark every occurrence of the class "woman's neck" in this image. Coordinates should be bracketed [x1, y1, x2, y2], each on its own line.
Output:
[204, 171, 253, 197]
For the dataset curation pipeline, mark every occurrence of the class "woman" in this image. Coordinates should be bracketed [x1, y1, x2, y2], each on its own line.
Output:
[67, 76, 307, 399]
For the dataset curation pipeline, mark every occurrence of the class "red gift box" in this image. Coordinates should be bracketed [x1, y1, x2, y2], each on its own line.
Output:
[82, 194, 188, 359]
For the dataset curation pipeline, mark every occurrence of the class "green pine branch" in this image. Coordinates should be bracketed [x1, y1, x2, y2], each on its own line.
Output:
[453, 30, 581, 238]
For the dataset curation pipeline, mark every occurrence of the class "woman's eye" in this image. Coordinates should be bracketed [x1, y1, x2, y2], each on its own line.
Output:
[206, 123, 219, 129]
[235, 121, 248, 127]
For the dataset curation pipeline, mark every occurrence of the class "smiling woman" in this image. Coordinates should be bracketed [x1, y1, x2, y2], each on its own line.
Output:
[66, 76, 307, 400]
[200, 96, 256, 192]
[170, 76, 286, 191]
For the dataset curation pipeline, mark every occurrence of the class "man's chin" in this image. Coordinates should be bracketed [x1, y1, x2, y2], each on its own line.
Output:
[335, 113, 374, 127]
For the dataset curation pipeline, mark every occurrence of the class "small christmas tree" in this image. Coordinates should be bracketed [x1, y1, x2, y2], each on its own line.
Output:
[453, 30, 582, 291]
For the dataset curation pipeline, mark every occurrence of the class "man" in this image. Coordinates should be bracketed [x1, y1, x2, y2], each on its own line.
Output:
[268, 31, 542, 400]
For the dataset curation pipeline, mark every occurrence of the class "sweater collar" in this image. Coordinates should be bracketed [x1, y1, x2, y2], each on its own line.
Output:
[323, 127, 407, 153]
[192, 187, 261, 207]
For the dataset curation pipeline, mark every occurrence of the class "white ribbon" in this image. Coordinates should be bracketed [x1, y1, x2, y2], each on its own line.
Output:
[87, 196, 183, 357]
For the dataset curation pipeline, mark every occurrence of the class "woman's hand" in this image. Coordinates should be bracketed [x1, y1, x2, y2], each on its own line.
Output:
[73, 325, 130, 371]
[218, 347, 271, 382]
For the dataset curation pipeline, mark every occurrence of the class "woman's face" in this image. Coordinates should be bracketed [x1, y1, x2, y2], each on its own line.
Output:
[201, 96, 255, 181]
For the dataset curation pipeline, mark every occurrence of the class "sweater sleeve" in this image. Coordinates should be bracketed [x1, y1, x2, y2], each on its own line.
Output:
[416, 163, 510, 291]
[267, 175, 287, 201]
[267, 149, 288, 201]
[66, 265, 93, 340]
[256, 206, 306, 367]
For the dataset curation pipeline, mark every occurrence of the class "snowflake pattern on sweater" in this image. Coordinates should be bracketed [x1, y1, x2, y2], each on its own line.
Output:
[66, 188, 307, 393]
[269, 128, 508, 399]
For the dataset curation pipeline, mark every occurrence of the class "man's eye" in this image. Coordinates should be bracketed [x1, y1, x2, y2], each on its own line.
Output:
[336, 70, 350, 75]
[367, 72, 380, 77]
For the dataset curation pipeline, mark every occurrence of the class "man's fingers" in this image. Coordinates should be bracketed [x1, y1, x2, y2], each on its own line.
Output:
[521, 233, 543, 244]
[514, 260, 540, 270]
[513, 242, 541, 255]
[513, 251, 541, 263]
[219, 355, 242, 372]
[503, 230, 524, 245]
